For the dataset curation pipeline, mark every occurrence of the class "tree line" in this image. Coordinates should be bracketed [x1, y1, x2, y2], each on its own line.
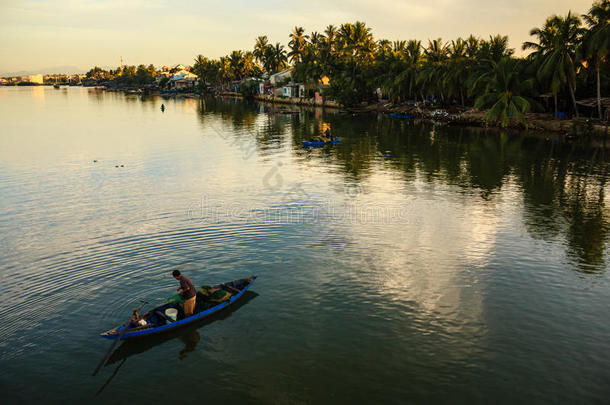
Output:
[190, 0, 608, 125]
[86, 64, 165, 86]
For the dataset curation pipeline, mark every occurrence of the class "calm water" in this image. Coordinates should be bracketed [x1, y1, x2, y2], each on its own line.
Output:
[0, 86, 609, 404]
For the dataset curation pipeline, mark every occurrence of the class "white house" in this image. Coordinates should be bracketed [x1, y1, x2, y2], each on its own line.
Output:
[169, 70, 198, 89]
[172, 70, 197, 80]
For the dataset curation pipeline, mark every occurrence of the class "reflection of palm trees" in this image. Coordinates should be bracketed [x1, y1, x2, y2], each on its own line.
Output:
[516, 142, 610, 271]
[195, 96, 610, 272]
[517, 140, 566, 240]
[562, 158, 609, 271]
[196, 96, 286, 156]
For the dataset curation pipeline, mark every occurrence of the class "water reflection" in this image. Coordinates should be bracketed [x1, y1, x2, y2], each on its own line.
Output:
[194, 97, 609, 272]
[178, 329, 200, 360]
[1, 87, 608, 402]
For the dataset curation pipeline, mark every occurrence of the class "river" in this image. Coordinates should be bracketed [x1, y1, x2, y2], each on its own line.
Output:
[0, 86, 609, 404]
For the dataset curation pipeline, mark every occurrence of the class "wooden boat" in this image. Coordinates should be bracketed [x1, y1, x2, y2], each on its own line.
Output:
[302, 138, 340, 147]
[100, 276, 257, 340]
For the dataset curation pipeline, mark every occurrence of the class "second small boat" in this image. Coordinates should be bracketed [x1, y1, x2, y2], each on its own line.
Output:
[302, 138, 340, 147]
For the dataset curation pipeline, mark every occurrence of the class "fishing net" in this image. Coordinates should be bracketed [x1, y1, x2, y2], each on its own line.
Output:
[166, 293, 185, 305]
[197, 286, 212, 296]
[209, 289, 231, 303]
[197, 286, 231, 303]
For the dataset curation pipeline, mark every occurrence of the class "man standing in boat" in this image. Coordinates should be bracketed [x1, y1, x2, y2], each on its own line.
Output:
[173, 270, 196, 317]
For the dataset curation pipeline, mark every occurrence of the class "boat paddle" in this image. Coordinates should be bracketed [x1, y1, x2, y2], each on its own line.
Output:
[92, 300, 148, 376]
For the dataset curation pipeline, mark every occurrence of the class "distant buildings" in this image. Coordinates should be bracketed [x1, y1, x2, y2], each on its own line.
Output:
[0, 74, 44, 85]
[29, 74, 43, 84]
[253, 69, 328, 100]
[269, 69, 292, 86]
[169, 69, 198, 90]
[0, 73, 87, 86]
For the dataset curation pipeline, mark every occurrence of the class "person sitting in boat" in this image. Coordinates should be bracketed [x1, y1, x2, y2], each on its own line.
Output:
[173, 270, 196, 317]
[314, 128, 331, 142]
[129, 309, 147, 327]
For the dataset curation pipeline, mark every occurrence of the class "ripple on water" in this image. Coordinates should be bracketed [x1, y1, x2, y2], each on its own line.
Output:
[0, 219, 287, 359]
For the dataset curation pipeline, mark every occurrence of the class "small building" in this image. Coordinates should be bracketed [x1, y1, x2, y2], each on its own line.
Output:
[27, 74, 43, 84]
[277, 83, 304, 98]
[173, 78, 196, 90]
[269, 69, 292, 86]
[168, 70, 198, 90]
[259, 80, 273, 95]
[576, 97, 610, 121]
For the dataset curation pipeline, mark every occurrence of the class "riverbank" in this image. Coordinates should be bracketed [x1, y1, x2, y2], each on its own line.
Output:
[101, 86, 609, 137]
[216, 90, 609, 137]
[380, 103, 609, 136]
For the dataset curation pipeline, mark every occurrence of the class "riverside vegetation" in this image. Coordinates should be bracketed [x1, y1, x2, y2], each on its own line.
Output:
[86, 0, 610, 129]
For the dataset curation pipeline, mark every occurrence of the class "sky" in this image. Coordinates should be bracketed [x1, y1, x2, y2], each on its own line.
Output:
[0, 0, 595, 74]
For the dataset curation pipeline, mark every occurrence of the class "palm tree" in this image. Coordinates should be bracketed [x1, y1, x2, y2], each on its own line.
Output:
[481, 35, 514, 62]
[523, 12, 584, 117]
[523, 19, 560, 115]
[336, 22, 375, 80]
[242, 51, 260, 78]
[465, 35, 481, 58]
[445, 38, 468, 105]
[253, 36, 269, 66]
[405, 40, 423, 99]
[352, 21, 376, 67]
[324, 25, 337, 42]
[317, 25, 337, 77]
[228, 50, 245, 80]
[310, 31, 324, 47]
[219, 56, 232, 84]
[419, 38, 448, 103]
[375, 39, 404, 101]
[472, 58, 537, 127]
[269, 42, 288, 73]
[582, 0, 610, 119]
[288, 26, 309, 64]
[193, 54, 210, 90]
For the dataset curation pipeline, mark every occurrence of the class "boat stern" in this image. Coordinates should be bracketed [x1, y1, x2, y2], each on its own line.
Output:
[99, 327, 120, 340]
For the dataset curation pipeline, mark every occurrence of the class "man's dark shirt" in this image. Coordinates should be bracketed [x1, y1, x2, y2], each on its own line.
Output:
[180, 275, 196, 299]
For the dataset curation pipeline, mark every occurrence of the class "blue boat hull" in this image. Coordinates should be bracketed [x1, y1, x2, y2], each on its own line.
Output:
[100, 276, 257, 340]
[389, 113, 413, 119]
[302, 138, 340, 147]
